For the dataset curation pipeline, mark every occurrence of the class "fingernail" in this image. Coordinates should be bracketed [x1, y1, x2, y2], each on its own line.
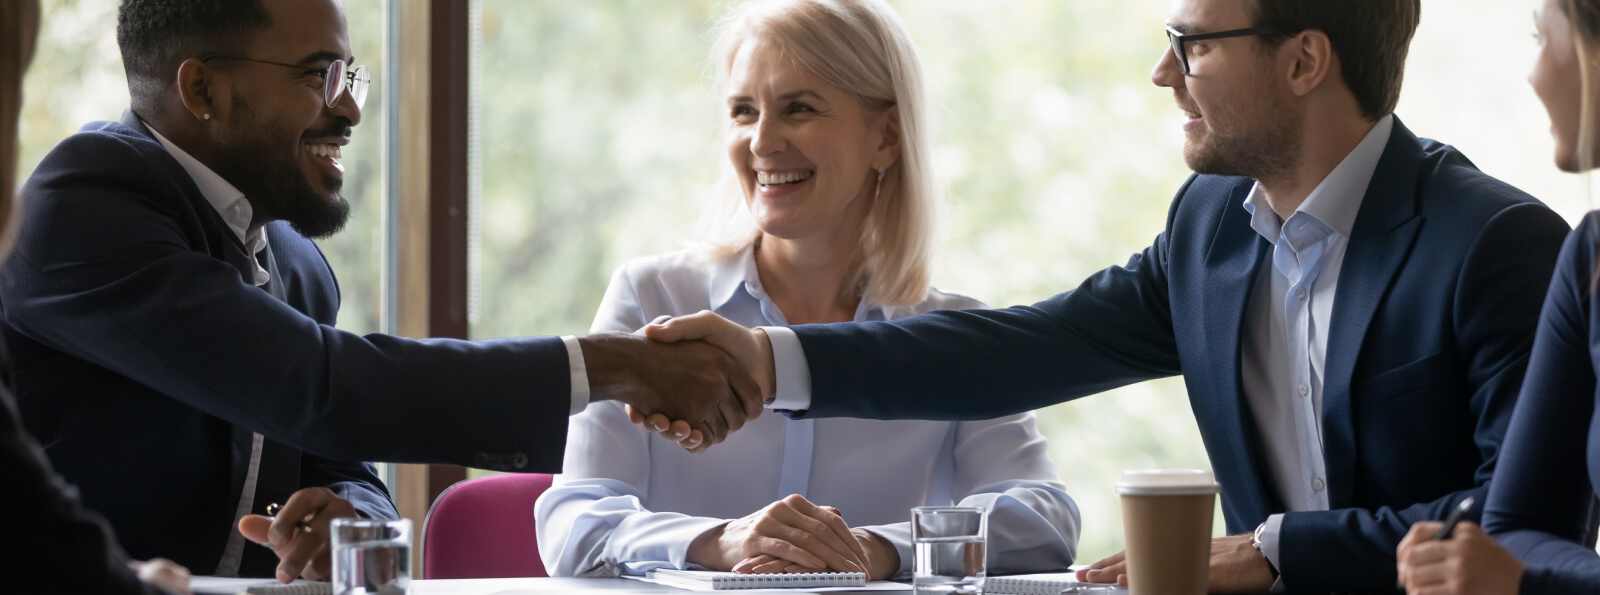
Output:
[277, 570, 292, 583]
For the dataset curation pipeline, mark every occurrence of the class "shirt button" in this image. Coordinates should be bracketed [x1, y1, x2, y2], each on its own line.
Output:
[1312, 477, 1326, 492]
[1297, 383, 1309, 396]
[1295, 289, 1307, 301]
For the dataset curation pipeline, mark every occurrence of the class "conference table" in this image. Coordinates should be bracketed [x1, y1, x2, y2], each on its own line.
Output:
[408, 577, 910, 594]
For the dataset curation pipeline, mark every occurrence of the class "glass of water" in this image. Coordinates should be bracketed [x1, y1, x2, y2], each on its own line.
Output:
[331, 517, 412, 595]
[911, 506, 987, 595]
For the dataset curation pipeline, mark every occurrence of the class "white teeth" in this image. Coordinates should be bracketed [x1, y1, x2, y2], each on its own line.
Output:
[306, 144, 343, 162]
[757, 171, 812, 186]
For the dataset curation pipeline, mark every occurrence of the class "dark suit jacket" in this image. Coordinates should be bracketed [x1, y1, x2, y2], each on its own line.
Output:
[0, 340, 165, 594]
[786, 119, 1572, 593]
[0, 111, 574, 576]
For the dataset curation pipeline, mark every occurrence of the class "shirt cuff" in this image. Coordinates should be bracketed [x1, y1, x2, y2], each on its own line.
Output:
[759, 326, 812, 411]
[1262, 514, 1285, 592]
[561, 335, 590, 416]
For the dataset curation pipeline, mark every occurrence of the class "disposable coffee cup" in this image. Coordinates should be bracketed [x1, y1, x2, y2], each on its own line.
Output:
[1116, 469, 1219, 595]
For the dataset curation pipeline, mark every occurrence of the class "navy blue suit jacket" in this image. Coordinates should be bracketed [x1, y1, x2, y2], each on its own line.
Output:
[787, 119, 1571, 593]
[0, 112, 574, 576]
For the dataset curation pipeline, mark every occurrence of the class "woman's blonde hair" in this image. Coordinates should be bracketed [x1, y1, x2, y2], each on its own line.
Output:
[701, 0, 936, 307]
[1, 0, 41, 260]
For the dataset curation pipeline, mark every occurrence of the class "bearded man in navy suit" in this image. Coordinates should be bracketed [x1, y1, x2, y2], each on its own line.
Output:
[640, 0, 1578, 593]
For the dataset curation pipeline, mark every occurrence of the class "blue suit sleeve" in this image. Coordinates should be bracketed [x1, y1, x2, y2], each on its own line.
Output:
[1482, 215, 1600, 592]
[298, 455, 398, 521]
[788, 178, 1194, 421]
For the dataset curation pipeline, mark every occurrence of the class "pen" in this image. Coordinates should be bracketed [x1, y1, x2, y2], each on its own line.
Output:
[1433, 496, 1475, 541]
[265, 502, 315, 534]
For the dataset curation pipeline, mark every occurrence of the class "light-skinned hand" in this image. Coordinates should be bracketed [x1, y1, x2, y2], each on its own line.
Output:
[578, 329, 763, 451]
[1396, 521, 1522, 595]
[130, 558, 192, 594]
[237, 487, 357, 583]
[735, 527, 902, 581]
[1077, 533, 1274, 593]
[686, 495, 869, 575]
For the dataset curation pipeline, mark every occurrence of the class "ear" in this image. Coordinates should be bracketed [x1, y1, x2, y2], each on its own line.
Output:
[1282, 29, 1335, 98]
[872, 104, 903, 170]
[174, 58, 221, 122]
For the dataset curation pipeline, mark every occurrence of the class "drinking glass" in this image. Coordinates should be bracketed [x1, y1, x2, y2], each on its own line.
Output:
[911, 507, 987, 595]
[331, 517, 412, 595]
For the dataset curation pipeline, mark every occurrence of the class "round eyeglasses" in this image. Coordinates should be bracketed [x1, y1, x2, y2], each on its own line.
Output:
[202, 55, 371, 110]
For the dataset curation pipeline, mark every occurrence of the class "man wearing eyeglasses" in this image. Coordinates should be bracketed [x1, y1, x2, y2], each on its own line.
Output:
[640, 0, 1580, 592]
[0, 0, 762, 584]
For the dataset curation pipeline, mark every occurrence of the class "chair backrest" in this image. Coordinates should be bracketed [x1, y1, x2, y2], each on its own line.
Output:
[422, 473, 554, 579]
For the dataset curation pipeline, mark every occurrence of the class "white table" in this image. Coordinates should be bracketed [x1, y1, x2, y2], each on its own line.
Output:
[412, 577, 908, 595]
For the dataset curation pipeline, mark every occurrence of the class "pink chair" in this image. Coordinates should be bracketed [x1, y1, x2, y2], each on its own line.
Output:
[422, 473, 555, 579]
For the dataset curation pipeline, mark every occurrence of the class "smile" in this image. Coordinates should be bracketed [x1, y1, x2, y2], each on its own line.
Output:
[306, 142, 345, 173]
[757, 170, 813, 187]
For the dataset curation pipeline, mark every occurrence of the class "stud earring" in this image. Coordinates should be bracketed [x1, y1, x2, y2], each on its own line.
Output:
[203, 113, 211, 120]
[872, 165, 887, 202]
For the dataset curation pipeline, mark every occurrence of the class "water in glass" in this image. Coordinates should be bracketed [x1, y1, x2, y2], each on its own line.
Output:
[332, 538, 410, 594]
[913, 535, 986, 594]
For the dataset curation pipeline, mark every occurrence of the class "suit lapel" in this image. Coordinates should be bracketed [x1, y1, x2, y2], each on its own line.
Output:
[1321, 121, 1426, 509]
[1201, 180, 1278, 520]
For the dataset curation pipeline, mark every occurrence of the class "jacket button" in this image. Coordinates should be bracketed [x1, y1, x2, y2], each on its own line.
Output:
[513, 453, 529, 469]
[472, 452, 490, 468]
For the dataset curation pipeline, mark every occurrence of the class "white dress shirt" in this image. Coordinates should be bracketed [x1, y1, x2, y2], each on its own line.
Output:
[143, 120, 593, 414]
[536, 248, 1081, 578]
[765, 116, 1396, 577]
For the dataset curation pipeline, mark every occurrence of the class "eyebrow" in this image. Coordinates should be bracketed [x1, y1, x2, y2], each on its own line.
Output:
[1167, 23, 1201, 35]
[295, 50, 351, 65]
[725, 89, 825, 104]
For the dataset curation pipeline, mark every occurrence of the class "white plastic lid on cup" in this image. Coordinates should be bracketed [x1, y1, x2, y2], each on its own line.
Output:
[1115, 469, 1220, 496]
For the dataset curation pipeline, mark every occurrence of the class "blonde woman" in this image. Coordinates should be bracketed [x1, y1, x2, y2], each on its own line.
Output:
[0, 1, 188, 592]
[535, 0, 1079, 580]
[1396, 0, 1600, 593]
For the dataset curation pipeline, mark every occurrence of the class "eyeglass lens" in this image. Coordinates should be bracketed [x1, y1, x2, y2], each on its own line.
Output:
[323, 60, 371, 110]
[1167, 32, 1190, 75]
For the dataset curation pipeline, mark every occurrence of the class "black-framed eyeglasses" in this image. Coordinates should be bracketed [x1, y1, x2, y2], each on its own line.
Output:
[201, 55, 370, 109]
[1165, 26, 1278, 75]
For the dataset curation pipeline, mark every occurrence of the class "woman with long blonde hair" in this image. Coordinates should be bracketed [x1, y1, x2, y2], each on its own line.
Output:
[0, 2, 188, 592]
[535, 0, 1080, 580]
[1396, 0, 1600, 592]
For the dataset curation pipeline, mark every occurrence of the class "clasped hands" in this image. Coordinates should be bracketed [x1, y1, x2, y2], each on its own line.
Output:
[582, 310, 776, 452]
[687, 494, 900, 580]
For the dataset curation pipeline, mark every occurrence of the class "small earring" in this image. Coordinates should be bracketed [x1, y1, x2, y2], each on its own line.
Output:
[876, 166, 886, 181]
[202, 113, 211, 120]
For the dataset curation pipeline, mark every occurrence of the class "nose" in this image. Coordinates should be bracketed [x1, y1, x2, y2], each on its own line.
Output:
[330, 86, 363, 128]
[1152, 44, 1184, 89]
[750, 113, 785, 158]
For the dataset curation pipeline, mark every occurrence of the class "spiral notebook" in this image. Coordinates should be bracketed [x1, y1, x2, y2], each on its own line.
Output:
[984, 573, 1128, 595]
[646, 569, 867, 590]
[191, 577, 332, 595]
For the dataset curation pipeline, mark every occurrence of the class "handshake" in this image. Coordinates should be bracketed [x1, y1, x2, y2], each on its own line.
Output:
[580, 311, 777, 452]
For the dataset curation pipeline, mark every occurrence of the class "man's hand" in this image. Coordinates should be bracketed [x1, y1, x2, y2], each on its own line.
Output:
[686, 495, 869, 575]
[1076, 534, 1274, 593]
[579, 330, 763, 452]
[1396, 522, 1522, 595]
[130, 558, 192, 594]
[630, 311, 775, 450]
[237, 487, 357, 583]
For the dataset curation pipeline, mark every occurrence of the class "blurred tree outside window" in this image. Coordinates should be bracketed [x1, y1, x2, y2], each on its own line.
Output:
[20, 0, 1590, 563]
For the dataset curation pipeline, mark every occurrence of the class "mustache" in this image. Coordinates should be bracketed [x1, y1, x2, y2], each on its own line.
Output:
[301, 123, 353, 140]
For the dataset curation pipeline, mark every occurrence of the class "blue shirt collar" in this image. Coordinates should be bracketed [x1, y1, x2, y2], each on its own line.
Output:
[1243, 114, 1395, 243]
[705, 243, 883, 324]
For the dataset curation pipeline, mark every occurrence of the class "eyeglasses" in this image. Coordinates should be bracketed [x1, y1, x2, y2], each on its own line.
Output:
[201, 55, 371, 109]
[1165, 26, 1278, 75]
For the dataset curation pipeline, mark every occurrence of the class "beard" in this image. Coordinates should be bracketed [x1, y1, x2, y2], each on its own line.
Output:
[209, 95, 351, 240]
[1182, 84, 1302, 182]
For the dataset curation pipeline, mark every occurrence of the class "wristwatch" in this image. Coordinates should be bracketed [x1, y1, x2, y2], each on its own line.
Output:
[1251, 522, 1281, 580]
